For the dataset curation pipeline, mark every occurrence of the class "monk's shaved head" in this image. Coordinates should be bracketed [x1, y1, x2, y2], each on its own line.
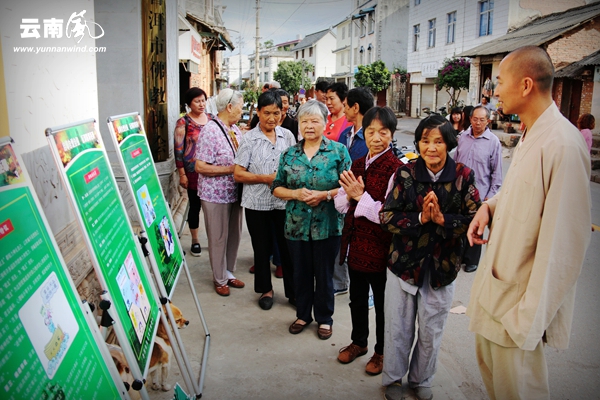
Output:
[504, 46, 554, 93]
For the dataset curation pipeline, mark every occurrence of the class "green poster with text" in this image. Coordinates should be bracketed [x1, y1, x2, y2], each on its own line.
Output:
[108, 113, 183, 297]
[0, 141, 123, 399]
[47, 120, 159, 375]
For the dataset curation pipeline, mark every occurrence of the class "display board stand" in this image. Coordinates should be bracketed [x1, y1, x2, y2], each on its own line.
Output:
[0, 137, 130, 399]
[46, 119, 163, 399]
[107, 112, 210, 397]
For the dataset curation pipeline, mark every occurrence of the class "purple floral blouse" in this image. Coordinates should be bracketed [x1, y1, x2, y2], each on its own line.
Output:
[194, 116, 242, 203]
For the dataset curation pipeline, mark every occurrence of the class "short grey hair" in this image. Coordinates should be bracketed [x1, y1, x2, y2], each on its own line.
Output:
[297, 99, 328, 125]
[471, 105, 491, 119]
[270, 80, 281, 89]
[216, 88, 243, 112]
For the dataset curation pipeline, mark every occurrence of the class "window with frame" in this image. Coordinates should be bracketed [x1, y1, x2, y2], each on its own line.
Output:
[368, 13, 375, 33]
[428, 19, 436, 48]
[367, 45, 372, 64]
[342, 26, 346, 40]
[479, 0, 494, 36]
[250, 59, 255, 68]
[264, 72, 268, 82]
[359, 46, 364, 65]
[413, 24, 420, 51]
[361, 17, 366, 36]
[296, 51, 298, 59]
[264, 57, 268, 67]
[309, 47, 313, 57]
[447, 11, 456, 44]
[415, 0, 421, 5]
[302, 49, 305, 58]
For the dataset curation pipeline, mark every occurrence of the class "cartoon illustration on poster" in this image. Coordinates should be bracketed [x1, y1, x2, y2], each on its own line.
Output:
[159, 216, 175, 257]
[137, 183, 156, 227]
[18, 272, 79, 379]
[0, 142, 25, 187]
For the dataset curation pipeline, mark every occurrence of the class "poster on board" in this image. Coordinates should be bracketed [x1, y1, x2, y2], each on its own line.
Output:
[45, 119, 160, 376]
[0, 138, 125, 399]
[107, 113, 183, 298]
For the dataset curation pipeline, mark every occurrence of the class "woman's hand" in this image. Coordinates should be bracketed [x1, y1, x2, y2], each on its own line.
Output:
[179, 174, 188, 189]
[421, 191, 444, 226]
[339, 170, 364, 202]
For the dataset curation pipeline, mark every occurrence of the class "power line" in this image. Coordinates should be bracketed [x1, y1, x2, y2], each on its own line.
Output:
[262, 0, 308, 40]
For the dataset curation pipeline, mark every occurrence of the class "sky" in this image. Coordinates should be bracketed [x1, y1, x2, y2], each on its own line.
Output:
[218, 0, 355, 57]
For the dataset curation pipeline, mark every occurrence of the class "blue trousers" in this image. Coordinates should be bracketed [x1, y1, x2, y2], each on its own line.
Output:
[287, 236, 340, 326]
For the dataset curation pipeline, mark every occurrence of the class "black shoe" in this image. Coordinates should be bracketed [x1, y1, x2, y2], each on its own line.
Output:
[258, 293, 273, 310]
[190, 243, 201, 257]
[464, 264, 478, 273]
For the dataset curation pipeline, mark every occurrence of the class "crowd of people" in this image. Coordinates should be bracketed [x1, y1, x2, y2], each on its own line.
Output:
[173, 46, 593, 400]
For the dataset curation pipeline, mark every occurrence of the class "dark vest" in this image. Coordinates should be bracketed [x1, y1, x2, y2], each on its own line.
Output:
[340, 150, 402, 273]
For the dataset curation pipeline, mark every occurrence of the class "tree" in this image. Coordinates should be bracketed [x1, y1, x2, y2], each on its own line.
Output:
[273, 60, 313, 96]
[243, 82, 261, 120]
[354, 60, 391, 94]
[262, 40, 274, 49]
[435, 57, 470, 109]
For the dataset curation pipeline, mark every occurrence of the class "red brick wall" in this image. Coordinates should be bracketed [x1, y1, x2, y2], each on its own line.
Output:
[547, 19, 600, 65]
[581, 79, 594, 115]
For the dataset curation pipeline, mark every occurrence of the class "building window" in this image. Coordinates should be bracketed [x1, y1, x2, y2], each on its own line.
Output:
[264, 72, 268, 82]
[302, 49, 305, 58]
[342, 26, 346, 40]
[413, 24, 420, 51]
[359, 46, 364, 65]
[368, 13, 375, 33]
[264, 57, 268, 67]
[250, 73, 254, 81]
[361, 17, 366, 36]
[428, 19, 436, 48]
[309, 47, 313, 57]
[415, 0, 421, 5]
[479, 0, 494, 36]
[250, 59, 254, 68]
[367, 44, 372, 64]
[295, 51, 298, 59]
[447, 12, 456, 44]
[354, 47, 358, 65]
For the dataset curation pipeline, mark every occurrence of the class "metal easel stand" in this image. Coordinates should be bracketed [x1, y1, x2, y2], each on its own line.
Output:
[100, 292, 151, 400]
[138, 232, 209, 398]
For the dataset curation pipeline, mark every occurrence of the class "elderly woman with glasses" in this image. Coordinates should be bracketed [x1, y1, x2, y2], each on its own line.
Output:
[195, 88, 246, 297]
[379, 115, 481, 400]
[273, 99, 352, 340]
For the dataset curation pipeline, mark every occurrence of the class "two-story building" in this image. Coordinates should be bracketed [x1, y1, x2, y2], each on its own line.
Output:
[293, 29, 337, 83]
[248, 39, 301, 85]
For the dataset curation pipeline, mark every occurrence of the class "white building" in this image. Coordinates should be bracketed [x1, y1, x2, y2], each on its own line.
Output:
[407, 0, 592, 116]
[248, 39, 301, 86]
[222, 54, 250, 87]
[332, 0, 409, 108]
[293, 29, 337, 82]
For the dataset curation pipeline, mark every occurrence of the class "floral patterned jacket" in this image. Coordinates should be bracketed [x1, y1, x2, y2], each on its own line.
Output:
[380, 156, 481, 288]
[272, 137, 351, 241]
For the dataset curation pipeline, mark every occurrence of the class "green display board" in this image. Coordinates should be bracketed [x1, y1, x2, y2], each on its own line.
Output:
[46, 120, 159, 376]
[108, 113, 183, 298]
[0, 140, 124, 399]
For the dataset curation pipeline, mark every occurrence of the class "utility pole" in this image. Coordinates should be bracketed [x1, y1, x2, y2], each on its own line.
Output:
[255, 0, 260, 87]
[238, 36, 243, 88]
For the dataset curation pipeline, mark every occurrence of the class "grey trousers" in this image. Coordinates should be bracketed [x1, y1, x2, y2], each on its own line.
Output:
[382, 268, 455, 388]
[201, 200, 243, 286]
[333, 249, 350, 291]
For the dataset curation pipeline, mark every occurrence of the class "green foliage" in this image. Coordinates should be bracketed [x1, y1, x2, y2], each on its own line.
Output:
[263, 40, 274, 49]
[273, 60, 314, 95]
[354, 60, 391, 94]
[435, 57, 470, 109]
[243, 82, 261, 118]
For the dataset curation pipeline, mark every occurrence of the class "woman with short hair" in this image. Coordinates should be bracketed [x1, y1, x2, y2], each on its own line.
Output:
[273, 99, 352, 340]
[380, 116, 480, 400]
[234, 91, 296, 310]
[195, 88, 246, 297]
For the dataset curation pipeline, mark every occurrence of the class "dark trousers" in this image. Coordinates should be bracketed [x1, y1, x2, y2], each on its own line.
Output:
[287, 236, 340, 326]
[245, 209, 294, 299]
[349, 268, 386, 354]
[463, 243, 482, 266]
[186, 188, 202, 230]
